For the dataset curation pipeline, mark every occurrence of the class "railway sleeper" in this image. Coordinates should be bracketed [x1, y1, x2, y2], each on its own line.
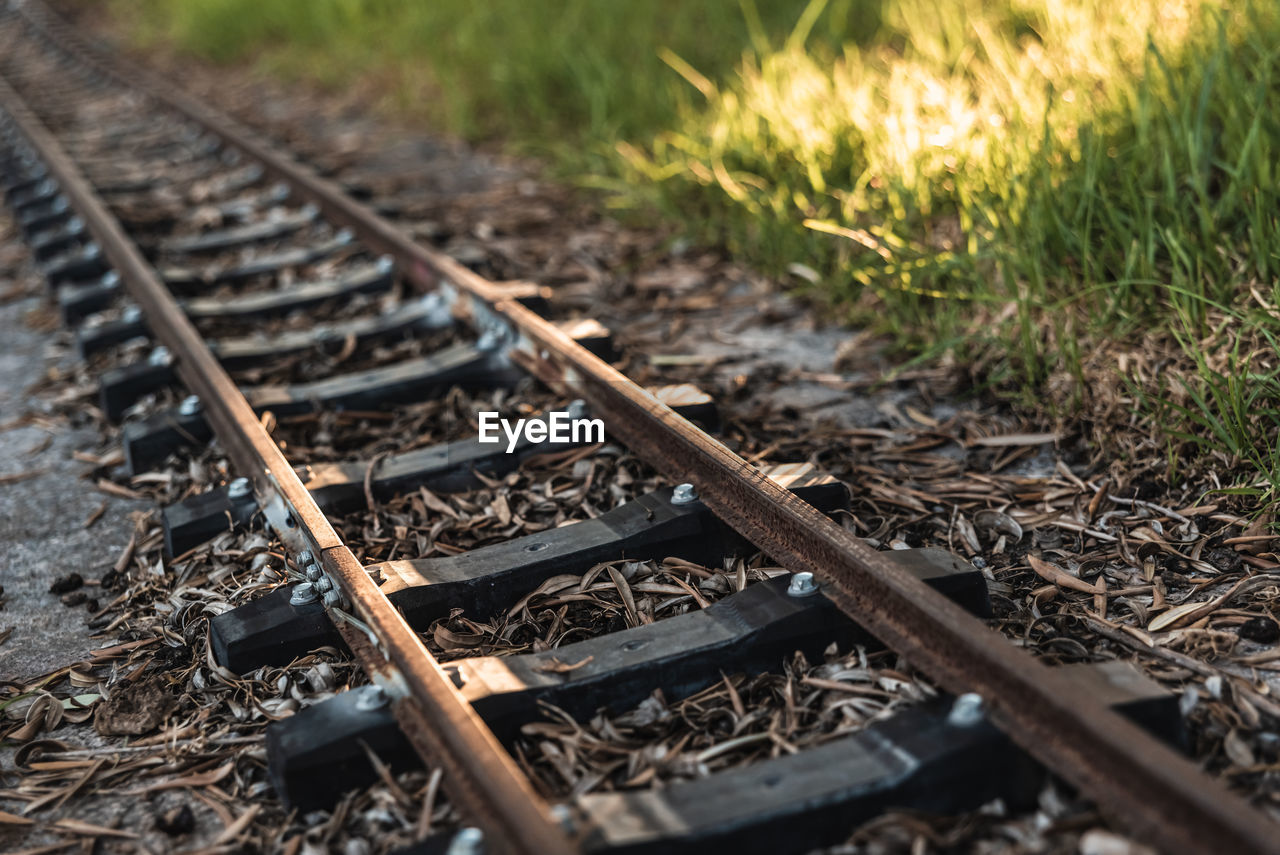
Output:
[112, 335, 518, 424]
[155, 203, 318, 255]
[1, 149, 56, 203]
[30, 212, 87, 261]
[73, 264, 546, 356]
[0, 159, 86, 250]
[273, 660, 1175, 843]
[40, 239, 106, 285]
[286, 379, 705, 511]
[92, 160, 259, 200]
[163, 477, 261, 561]
[10, 179, 61, 216]
[210, 462, 839, 672]
[122, 320, 612, 468]
[2, 166, 48, 199]
[568, 660, 1181, 855]
[450, 554, 990, 744]
[67, 137, 222, 173]
[98, 310, 607, 420]
[160, 384, 716, 556]
[59, 271, 122, 323]
[98, 294, 458, 419]
[16, 192, 72, 235]
[5, 174, 57, 208]
[72, 258, 397, 351]
[264, 548, 990, 812]
[158, 230, 356, 293]
[208, 182, 293, 223]
[211, 294, 458, 368]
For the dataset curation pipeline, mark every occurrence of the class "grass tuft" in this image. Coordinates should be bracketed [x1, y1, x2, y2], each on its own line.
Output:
[116, 0, 1280, 498]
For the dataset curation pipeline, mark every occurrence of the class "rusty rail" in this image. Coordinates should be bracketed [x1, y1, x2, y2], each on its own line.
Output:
[0, 66, 574, 855]
[9, 2, 1280, 851]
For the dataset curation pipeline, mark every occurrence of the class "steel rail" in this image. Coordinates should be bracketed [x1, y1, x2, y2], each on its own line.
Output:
[14, 5, 1280, 852]
[0, 69, 574, 855]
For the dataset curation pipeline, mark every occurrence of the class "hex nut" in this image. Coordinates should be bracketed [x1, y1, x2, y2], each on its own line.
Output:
[671, 483, 698, 505]
[948, 692, 985, 727]
[226, 477, 253, 500]
[289, 582, 318, 606]
[787, 572, 819, 597]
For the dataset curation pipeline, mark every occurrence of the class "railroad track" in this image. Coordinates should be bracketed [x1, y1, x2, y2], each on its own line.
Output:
[0, 2, 1276, 852]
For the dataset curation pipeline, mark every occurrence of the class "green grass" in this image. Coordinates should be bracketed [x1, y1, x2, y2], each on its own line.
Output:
[120, 0, 867, 159]
[118, 0, 1280, 498]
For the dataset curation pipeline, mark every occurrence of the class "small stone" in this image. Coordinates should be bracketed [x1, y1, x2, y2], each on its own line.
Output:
[85, 598, 99, 612]
[1239, 617, 1280, 644]
[155, 803, 195, 836]
[95, 675, 178, 736]
[49, 573, 83, 594]
[60, 591, 87, 607]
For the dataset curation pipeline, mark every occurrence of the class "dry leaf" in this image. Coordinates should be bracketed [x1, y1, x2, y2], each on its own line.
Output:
[533, 656, 594, 674]
[1027, 554, 1103, 595]
[969, 433, 1059, 447]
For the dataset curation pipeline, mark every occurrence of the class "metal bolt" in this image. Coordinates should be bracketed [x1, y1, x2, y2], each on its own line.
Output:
[83, 242, 101, 258]
[178, 394, 201, 416]
[335, 228, 354, 244]
[313, 576, 333, 593]
[321, 589, 344, 609]
[550, 804, 575, 835]
[296, 549, 314, 567]
[948, 692, 985, 727]
[787, 572, 819, 597]
[354, 685, 389, 712]
[147, 346, 172, 367]
[289, 582, 318, 606]
[671, 483, 698, 505]
[446, 828, 484, 855]
[476, 329, 502, 352]
[377, 254, 395, 274]
[227, 477, 253, 500]
[304, 562, 323, 582]
[120, 304, 141, 323]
